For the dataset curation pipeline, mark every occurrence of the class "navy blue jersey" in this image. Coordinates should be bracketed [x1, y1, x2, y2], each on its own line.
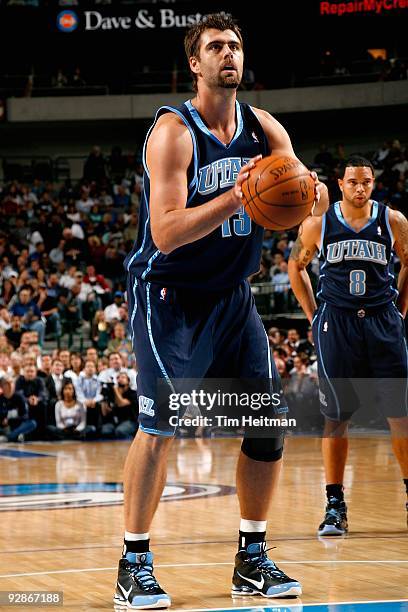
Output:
[124, 100, 269, 291]
[317, 200, 397, 309]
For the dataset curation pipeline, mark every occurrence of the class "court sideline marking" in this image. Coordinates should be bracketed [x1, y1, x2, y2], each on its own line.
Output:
[1, 559, 408, 578]
[177, 600, 408, 612]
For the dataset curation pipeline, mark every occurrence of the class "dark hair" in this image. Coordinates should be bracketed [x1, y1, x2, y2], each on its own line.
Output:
[339, 155, 375, 178]
[19, 284, 33, 295]
[184, 12, 243, 92]
[61, 379, 77, 402]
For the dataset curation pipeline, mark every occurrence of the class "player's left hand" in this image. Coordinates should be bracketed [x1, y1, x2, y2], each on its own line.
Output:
[310, 171, 329, 216]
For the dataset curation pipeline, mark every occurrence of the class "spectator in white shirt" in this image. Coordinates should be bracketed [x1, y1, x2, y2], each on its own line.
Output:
[104, 291, 125, 323]
[98, 351, 137, 390]
[46, 380, 95, 440]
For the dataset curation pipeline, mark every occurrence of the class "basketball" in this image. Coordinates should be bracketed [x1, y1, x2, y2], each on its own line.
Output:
[241, 154, 316, 230]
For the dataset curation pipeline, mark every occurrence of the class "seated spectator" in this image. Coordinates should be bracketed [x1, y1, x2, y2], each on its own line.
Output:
[15, 363, 49, 437]
[123, 213, 139, 244]
[113, 183, 131, 210]
[104, 291, 126, 323]
[49, 240, 66, 266]
[0, 334, 12, 356]
[58, 349, 71, 373]
[91, 310, 111, 353]
[5, 315, 23, 350]
[9, 286, 46, 346]
[76, 191, 95, 215]
[59, 265, 77, 290]
[269, 253, 284, 277]
[58, 285, 82, 332]
[0, 353, 13, 378]
[45, 358, 69, 406]
[0, 376, 37, 443]
[75, 360, 103, 430]
[85, 346, 99, 364]
[64, 352, 84, 384]
[298, 327, 316, 360]
[98, 351, 137, 390]
[52, 68, 68, 88]
[106, 322, 132, 356]
[62, 227, 86, 266]
[38, 353, 53, 378]
[10, 352, 22, 380]
[83, 146, 107, 183]
[285, 355, 318, 422]
[47, 380, 95, 440]
[70, 67, 86, 87]
[271, 261, 291, 312]
[100, 372, 138, 439]
[0, 278, 16, 306]
[284, 328, 301, 353]
[0, 308, 10, 333]
[249, 259, 270, 283]
[36, 280, 62, 339]
[83, 265, 111, 305]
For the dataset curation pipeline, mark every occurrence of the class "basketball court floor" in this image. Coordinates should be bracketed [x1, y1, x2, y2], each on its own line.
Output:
[0, 436, 407, 611]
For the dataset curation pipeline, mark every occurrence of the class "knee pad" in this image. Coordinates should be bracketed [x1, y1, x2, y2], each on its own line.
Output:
[241, 436, 284, 462]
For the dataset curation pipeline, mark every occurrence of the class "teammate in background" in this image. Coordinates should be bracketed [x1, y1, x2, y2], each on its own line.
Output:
[115, 13, 329, 608]
[288, 156, 408, 536]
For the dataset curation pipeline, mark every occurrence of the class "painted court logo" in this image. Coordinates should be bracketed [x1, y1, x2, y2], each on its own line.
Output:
[0, 482, 235, 511]
[57, 11, 79, 32]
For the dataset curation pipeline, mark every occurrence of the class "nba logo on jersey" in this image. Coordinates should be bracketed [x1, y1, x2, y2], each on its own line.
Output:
[251, 131, 259, 143]
[160, 288, 167, 301]
[139, 396, 155, 417]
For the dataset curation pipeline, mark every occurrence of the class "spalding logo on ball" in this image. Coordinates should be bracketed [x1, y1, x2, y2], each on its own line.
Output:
[242, 155, 315, 230]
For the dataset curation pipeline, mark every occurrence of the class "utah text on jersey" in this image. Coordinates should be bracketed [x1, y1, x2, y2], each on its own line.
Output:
[198, 156, 250, 195]
[326, 239, 388, 265]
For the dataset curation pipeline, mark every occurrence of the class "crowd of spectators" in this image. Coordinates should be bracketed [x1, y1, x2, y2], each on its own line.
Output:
[0, 347, 138, 442]
[0, 139, 406, 442]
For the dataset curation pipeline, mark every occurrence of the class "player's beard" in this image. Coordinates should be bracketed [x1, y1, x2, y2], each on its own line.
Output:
[217, 73, 241, 89]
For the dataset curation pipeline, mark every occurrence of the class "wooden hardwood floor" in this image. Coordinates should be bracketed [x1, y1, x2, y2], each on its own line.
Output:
[0, 436, 407, 611]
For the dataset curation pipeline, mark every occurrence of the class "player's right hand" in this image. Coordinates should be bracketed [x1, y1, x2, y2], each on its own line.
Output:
[231, 154, 262, 208]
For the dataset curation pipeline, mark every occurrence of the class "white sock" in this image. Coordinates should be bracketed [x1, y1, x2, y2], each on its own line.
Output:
[124, 531, 149, 541]
[240, 519, 267, 533]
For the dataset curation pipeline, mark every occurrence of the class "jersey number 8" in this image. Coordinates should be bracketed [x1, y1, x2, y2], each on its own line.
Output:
[349, 269, 366, 296]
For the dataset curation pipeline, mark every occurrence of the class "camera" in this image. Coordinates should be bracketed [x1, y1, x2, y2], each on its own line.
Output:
[101, 381, 115, 407]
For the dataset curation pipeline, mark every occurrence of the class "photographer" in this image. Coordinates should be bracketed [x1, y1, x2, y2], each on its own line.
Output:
[98, 351, 137, 390]
[0, 376, 37, 443]
[100, 372, 138, 439]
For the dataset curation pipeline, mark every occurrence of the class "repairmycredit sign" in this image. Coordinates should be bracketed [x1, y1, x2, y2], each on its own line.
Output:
[320, 0, 408, 15]
[56, 8, 204, 32]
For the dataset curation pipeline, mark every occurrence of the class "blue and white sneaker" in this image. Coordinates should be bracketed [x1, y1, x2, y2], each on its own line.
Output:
[231, 542, 302, 598]
[113, 552, 171, 609]
[318, 497, 348, 536]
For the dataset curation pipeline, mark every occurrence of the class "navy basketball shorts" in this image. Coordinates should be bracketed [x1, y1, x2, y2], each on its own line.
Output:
[312, 302, 408, 421]
[127, 274, 286, 435]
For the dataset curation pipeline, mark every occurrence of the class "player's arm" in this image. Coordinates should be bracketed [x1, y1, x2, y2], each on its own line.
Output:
[147, 113, 259, 255]
[389, 209, 408, 318]
[252, 107, 329, 216]
[288, 216, 322, 322]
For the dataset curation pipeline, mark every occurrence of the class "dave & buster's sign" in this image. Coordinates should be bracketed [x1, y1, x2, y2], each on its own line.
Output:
[57, 9, 204, 32]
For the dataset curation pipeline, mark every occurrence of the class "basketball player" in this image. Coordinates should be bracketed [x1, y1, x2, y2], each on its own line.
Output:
[288, 156, 408, 536]
[114, 13, 329, 608]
